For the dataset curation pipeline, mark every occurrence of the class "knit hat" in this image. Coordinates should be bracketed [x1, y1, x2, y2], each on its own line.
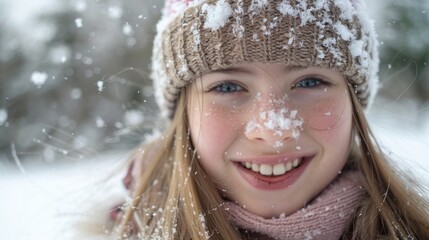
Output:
[151, 0, 379, 118]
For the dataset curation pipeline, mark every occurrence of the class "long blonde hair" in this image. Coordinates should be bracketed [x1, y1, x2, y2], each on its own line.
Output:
[118, 84, 429, 239]
[343, 84, 429, 239]
[118, 87, 242, 239]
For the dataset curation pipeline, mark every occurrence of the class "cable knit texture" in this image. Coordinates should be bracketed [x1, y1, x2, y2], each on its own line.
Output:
[224, 171, 366, 239]
[151, 0, 379, 118]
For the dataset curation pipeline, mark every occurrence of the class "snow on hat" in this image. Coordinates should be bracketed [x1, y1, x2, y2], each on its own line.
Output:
[151, 0, 379, 118]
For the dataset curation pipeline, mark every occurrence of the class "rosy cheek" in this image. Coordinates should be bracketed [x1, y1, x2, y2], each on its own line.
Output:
[309, 104, 353, 145]
[305, 97, 347, 131]
[191, 104, 241, 155]
[204, 108, 239, 134]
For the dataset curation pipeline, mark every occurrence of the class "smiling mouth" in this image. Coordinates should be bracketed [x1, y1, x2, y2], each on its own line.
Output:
[240, 158, 303, 176]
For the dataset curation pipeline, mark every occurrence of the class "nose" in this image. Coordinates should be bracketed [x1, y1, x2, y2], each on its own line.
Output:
[244, 109, 302, 146]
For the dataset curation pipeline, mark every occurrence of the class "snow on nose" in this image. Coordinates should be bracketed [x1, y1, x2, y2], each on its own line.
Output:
[245, 95, 304, 145]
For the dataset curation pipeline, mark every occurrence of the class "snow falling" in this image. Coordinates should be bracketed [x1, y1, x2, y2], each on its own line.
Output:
[74, 18, 83, 28]
[30, 71, 48, 87]
[97, 80, 104, 92]
[1, 0, 429, 239]
[95, 116, 105, 128]
[1, 0, 161, 166]
[0, 109, 8, 125]
[124, 110, 145, 126]
[122, 22, 134, 36]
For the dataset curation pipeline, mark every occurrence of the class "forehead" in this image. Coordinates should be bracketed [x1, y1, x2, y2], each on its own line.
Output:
[203, 63, 345, 79]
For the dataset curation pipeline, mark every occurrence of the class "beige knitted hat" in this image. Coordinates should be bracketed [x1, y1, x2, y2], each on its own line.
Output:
[151, 0, 379, 118]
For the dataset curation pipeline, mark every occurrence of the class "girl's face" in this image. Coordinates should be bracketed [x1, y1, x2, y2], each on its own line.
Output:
[188, 63, 353, 218]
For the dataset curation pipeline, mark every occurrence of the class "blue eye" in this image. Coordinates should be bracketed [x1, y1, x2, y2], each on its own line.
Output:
[294, 78, 323, 88]
[211, 82, 244, 93]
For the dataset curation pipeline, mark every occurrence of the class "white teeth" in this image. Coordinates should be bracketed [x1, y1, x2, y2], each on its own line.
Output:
[241, 158, 302, 176]
[273, 163, 286, 176]
[245, 162, 252, 168]
[292, 159, 301, 167]
[251, 163, 260, 172]
[260, 164, 273, 176]
[285, 161, 292, 171]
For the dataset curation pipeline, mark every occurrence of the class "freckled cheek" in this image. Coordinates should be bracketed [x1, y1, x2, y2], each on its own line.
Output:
[304, 97, 348, 131]
[189, 105, 242, 157]
[319, 122, 351, 145]
[310, 105, 353, 146]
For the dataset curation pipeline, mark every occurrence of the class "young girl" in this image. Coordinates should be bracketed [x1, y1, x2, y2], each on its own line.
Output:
[113, 0, 429, 239]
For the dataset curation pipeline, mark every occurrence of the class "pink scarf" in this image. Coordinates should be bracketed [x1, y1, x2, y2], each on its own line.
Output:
[224, 171, 366, 239]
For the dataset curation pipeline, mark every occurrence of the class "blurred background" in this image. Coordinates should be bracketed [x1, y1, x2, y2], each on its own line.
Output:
[0, 0, 429, 239]
[0, 0, 161, 166]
